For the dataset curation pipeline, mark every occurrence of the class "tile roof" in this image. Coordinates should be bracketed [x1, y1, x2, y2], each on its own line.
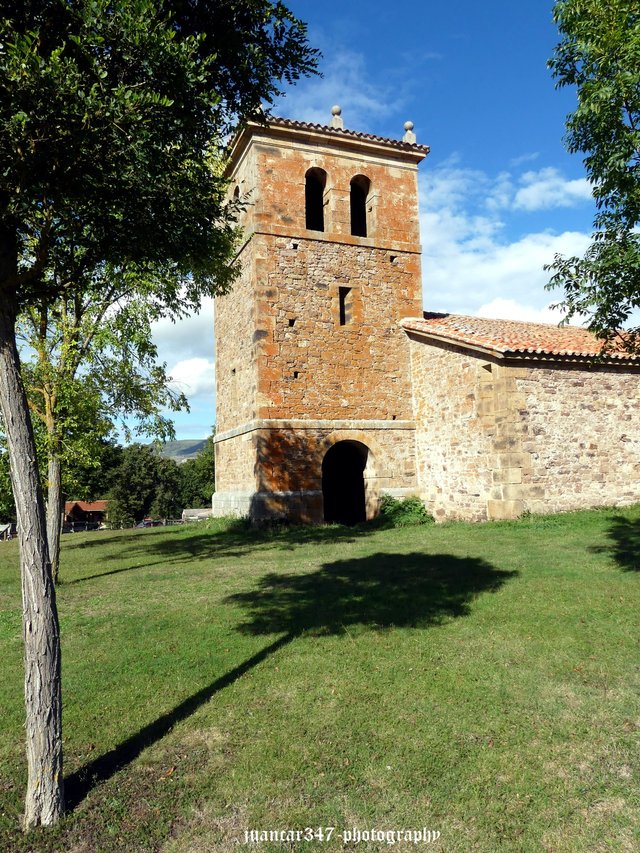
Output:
[64, 500, 108, 513]
[266, 115, 431, 155]
[401, 312, 639, 363]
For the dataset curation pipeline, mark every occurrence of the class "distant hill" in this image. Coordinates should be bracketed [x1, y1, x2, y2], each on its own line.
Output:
[155, 439, 207, 464]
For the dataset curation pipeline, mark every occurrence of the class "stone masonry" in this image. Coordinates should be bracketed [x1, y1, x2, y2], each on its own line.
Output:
[213, 112, 640, 525]
[213, 113, 428, 522]
[405, 318, 640, 521]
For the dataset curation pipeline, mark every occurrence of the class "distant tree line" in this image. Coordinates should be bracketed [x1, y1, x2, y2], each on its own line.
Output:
[0, 432, 216, 525]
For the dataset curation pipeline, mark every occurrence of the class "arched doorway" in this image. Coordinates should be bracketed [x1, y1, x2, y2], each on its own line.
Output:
[322, 441, 368, 525]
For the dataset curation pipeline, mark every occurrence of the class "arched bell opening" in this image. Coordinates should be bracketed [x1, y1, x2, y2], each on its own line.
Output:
[350, 174, 370, 237]
[305, 167, 327, 232]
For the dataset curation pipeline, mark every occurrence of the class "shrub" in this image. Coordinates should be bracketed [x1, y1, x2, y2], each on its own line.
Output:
[378, 494, 434, 528]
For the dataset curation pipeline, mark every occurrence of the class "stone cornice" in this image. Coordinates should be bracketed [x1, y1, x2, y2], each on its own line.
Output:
[225, 118, 428, 178]
[215, 418, 416, 444]
[231, 229, 422, 261]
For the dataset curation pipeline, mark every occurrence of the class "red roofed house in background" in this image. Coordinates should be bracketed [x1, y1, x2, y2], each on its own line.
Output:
[211, 109, 640, 525]
[64, 500, 108, 526]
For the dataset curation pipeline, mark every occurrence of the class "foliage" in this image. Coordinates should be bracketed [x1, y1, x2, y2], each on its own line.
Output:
[547, 0, 640, 348]
[0, 0, 317, 825]
[108, 443, 182, 523]
[150, 456, 183, 519]
[64, 436, 123, 503]
[2, 0, 318, 299]
[17, 262, 195, 580]
[18, 263, 190, 441]
[177, 433, 216, 508]
[0, 450, 16, 523]
[0, 385, 120, 504]
[378, 494, 434, 527]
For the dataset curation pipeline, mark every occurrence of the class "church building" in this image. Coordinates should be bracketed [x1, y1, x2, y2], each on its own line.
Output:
[212, 109, 640, 524]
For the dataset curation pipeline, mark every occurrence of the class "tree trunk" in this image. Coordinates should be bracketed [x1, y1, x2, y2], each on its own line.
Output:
[0, 249, 64, 825]
[46, 453, 63, 585]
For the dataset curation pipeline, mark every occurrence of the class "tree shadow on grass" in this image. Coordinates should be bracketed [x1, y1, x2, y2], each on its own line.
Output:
[65, 519, 380, 576]
[226, 551, 518, 636]
[596, 515, 640, 571]
[135, 519, 383, 557]
[64, 550, 516, 812]
[62, 527, 172, 550]
[62, 564, 154, 585]
[64, 633, 293, 812]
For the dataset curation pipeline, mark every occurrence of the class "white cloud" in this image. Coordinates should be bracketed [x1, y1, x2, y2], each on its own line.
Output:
[513, 167, 592, 212]
[167, 357, 215, 400]
[509, 151, 540, 168]
[420, 163, 592, 318]
[486, 172, 515, 212]
[151, 296, 214, 366]
[428, 161, 593, 216]
[276, 49, 392, 131]
[475, 298, 566, 325]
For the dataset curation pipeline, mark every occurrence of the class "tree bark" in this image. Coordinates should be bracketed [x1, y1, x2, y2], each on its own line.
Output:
[46, 452, 63, 585]
[0, 236, 64, 827]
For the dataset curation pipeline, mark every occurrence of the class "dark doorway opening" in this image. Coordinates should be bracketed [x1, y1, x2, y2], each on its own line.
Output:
[322, 441, 368, 525]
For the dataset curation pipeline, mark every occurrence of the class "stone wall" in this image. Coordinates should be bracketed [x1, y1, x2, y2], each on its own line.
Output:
[248, 133, 423, 250]
[214, 420, 418, 522]
[214, 237, 258, 434]
[408, 336, 496, 521]
[254, 236, 420, 421]
[409, 334, 640, 520]
[515, 363, 640, 514]
[213, 120, 425, 519]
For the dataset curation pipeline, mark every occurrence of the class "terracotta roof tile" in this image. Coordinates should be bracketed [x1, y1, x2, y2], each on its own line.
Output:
[266, 115, 430, 155]
[401, 312, 639, 362]
[64, 500, 108, 513]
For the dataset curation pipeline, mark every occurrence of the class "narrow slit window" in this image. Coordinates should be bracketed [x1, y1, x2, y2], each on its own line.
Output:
[339, 286, 353, 326]
[305, 167, 327, 231]
[350, 174, 370, 237]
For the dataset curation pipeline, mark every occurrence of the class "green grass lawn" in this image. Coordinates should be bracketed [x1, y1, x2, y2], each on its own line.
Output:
[0, 508, 639, 852]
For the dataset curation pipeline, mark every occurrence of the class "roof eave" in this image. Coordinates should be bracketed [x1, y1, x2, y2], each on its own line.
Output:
[225, 118, 429, 177]
[402, 327, 508, 359]
[402, 324, 640, 367]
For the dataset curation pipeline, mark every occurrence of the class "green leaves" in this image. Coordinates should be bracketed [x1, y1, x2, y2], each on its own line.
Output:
[0, 0, 316, 827]
[1, 0, 316, 302]
[178, 433, 216, 508]
[548, 0, 640, 347]
[108, 442, 182, 522]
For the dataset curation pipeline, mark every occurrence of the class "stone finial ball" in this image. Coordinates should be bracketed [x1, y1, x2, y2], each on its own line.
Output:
[404, 120, 414, 131]
[331, 105, 342, 116]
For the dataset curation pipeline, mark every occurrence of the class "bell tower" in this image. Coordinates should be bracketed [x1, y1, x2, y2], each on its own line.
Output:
[212, 108, 428, 523]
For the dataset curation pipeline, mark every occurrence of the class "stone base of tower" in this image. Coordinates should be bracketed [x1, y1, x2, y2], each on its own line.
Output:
[212, 419, 418, 525]
[212, 488, 324, 523]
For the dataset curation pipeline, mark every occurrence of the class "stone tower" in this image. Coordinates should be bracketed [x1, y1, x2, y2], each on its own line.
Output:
[212, 108, 429, 523]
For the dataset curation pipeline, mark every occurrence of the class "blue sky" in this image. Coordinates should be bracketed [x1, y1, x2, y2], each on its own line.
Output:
[152, 1, 596, 440]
